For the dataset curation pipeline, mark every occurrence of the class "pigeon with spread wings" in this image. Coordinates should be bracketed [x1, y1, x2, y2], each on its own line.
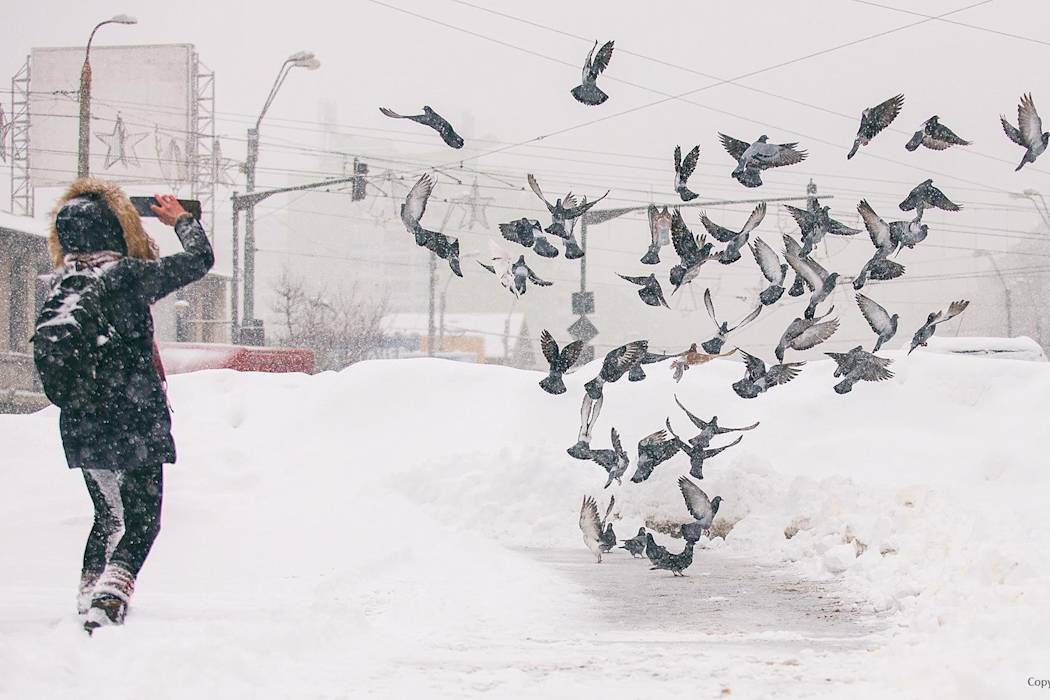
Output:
[678, 476, 724, 542]
[586, 427, 631, 489]
[630, 428, 681, 483]
[785, 198, 862, 258]
[527, 173, 609, 250]
[750, 237, 789, 305]
[783, 235, 838, 320]
[571, 40, 615, 106]
[701, 202, 766, 265]
[674, 145, 701, 202]
[826, 346, 894, 394]
[719, 133, 807, 188]
[379, 106, 463, 149]
[909, 300, 970, 354]
[847, 94, 904, 159]
[669, 209, 718, 294]
[899, 179, 960, 218]
[579, 495, 616, 563]
[775, 313, 840, 362]
[673, 395, 759, 450]
[568, 340, 648, 459]
[906, 115, 971, 152]
[1001, 93, 1048, 171]
[477, 245, 551, 298]
[665, 419, 743, 480]
[701, 288, 761, 354]
[732, 350, 805, 399]
[538, 330, 584, 395]
[618, 273, 670, 308]
[400, 173, 462, 276]
[856, 293, 898, 353]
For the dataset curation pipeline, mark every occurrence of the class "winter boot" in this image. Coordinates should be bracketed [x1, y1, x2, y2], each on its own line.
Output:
[83, 563, 134, 633]
[77, 571, 100, 615]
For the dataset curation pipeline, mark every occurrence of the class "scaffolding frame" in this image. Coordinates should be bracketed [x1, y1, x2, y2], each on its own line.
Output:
[9, 56, 32, 216]
[190, 54, 216, 233]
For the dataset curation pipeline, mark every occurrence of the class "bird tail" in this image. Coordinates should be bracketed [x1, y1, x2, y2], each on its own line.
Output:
[678, 187, 699, 202]
[571, 84, 609, 106]
[1016, 154, 1029, 172]
[833, 378, 853, 394]
[701, 337, 725, 355]
[640, 245, 661, 265]
[539, 372, 567, 395]
[760, 285, 785, 305]
[563, 237, 585, 259]
[378, 107, 405, 119]
[847, 138, 861, 160]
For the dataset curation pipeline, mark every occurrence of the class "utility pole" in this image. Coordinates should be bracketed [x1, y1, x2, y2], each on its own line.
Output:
[77, 14, 137, 177]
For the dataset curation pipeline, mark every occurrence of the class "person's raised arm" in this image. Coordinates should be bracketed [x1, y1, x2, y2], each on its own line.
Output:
[133, 194, 215, 305]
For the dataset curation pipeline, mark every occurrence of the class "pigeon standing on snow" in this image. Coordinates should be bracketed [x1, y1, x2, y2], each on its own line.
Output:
[678, 476, 723, 542]
[899, 179, 960, 218]
[527, 174, 608, 255]
[569, 341, 648, 458]
[665, 419, 743, 480]
[642, 205, 673, 265]
[645, 532, 670, 567]
[669, 210, 718, 294]
[587, 428, 630, 489]
[649, 538, 695, 576]
[732, 350, 805, 399]
[719, 133, 807, 188]
[674, 145, 701, 201]
[571, 40, 615, 106]
[379, 106, 464, 149]
[785, 198, 862, 257]
[905, 115, 971, 152]
[750, 237, 789, 305]
[630, 428, 681, 483]
[538, 330, 584, 395]
[700, 202, 766, 265]
[620, 527, 647, 557]
[400, 173, 462, 276]
[1001, 93, 1048, 171]
[826, 346, 894, 394]
[909, 300, 970, 354]
[856, 294, 899, 353]
[783, 235, 839, 320]
[775, 313, 840, 361]
[701, 288, 761, 354]
[618, 273, 670, 308]
[579, 495, 615, 562]
[477, 248, 552, 298]
[847, 94, 904, 159]
[499, 218, 543, 249]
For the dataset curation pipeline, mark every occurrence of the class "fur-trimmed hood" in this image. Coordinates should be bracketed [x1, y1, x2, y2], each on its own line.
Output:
[48, 178, 159, 267]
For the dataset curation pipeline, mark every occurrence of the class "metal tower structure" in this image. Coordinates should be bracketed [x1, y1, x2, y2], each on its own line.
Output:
[9, 57, 32, 216]
[189, 54, 216, 233]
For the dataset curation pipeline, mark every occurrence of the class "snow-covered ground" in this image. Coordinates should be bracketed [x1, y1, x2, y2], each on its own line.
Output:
[1, 352, 1048, 698]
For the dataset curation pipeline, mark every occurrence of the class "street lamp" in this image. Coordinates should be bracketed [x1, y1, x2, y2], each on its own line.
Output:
[1010, 189, 1050, 233]
[77, 14, 137, 178]
[240, 50, 320, 345]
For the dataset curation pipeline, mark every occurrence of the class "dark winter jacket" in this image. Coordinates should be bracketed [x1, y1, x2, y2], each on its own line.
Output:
[47, 180, 214, 470]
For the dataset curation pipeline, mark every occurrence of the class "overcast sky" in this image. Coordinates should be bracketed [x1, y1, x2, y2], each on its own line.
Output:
[4, 0, 1050, 353]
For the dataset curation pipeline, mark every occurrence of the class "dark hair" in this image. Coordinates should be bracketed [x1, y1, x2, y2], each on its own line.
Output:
[55, 194, 127, 256]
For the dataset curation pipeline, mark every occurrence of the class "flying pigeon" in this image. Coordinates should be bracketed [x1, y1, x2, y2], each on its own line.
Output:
[701, 288, 761, 354]
[571, 40, 615, 106]
[642, 204, 673, 264]
[700, 202, 766, 265]
[579, 495, 605, 563]
[719, 133, 807, 188]
[379, 106, 464, 149]
[750, 237, 789, 305]
[618, 273, 670, 308]
[569, 340, 648, 458]
[775, 313, 840, 362]
[673, 395, 759, 449]
[400, 173, 462, 276]
[1001, 93, 1049, 171]
[538, 330, 584, 395]
[909, 300, 970, 354]
[856, 293, 898, 353]
[732, 350, 805, 399]
[533, 235, 561, 258]
[854, 252, 907, 290]
[858, 199, 927, 259]
[527, 173, 609, 248]
[620, 527, 647, 557]
[847, 94, 904, 159]
[648, 537, 695, 576]
[783, 235, 839, 320]
[826, 346, 894, 394]
[599, 496, 616, 552]
[664, 418, 743, 480]
[477, 248, 552, 298]
[899, 179, 960, 218]
[630, 428, 681, 483]
[587, 427, 630, 489]
[905, 115, 971, 152]
[678, 476, 723, 542]
[499, 218, 543, 249]
[670, 344, 736, 383]
[628, 348, 691, 382]
[674, 145, 701, 201]
[669, 210, 718, 294]
[645, 532, 670, 568]
[785, 198, 862, 257]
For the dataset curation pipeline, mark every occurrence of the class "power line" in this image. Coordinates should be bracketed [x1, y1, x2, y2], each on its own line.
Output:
[851, 0, 1050, 48]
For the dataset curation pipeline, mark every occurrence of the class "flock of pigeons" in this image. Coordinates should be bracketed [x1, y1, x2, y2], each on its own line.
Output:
[380, 41, 1046, 575]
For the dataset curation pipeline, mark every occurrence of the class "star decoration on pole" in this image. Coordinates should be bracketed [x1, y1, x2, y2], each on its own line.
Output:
[154, 125, 189, 189]
[95, 113, 148, 170]
[212, 138, 241, 187]
[450, 178, 494, 229]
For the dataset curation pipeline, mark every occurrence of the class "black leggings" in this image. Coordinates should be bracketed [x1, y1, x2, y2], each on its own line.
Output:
[82, 465, 164, 578]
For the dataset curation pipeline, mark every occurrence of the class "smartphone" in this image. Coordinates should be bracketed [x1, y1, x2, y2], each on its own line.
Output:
[130, 196, 202, 221]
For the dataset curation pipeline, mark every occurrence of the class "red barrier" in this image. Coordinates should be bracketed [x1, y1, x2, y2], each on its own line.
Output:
[158, 342, 315, 375]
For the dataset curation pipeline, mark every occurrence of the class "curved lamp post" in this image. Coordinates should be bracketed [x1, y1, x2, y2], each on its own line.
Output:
[77, 14, 137, 178]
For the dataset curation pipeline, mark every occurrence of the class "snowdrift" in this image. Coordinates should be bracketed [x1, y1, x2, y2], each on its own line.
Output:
[1, 351, 1048, 697]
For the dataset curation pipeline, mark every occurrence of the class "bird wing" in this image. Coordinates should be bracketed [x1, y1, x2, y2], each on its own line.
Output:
[766, 361, 805, 385]
[1001, 115, 1026, 146]
[603, 494, 616, 527]
[677, 476, 713, 523]
[825, 214, 862, 237]
[580, 40, 597, 81]
[785, 204, 817, 232]
[699, 211, 739, 243]
[704, 288, 719, 325]
[856, 353, 895, 382]
[728, 305, 762, 333]
[865, 94, 905, 136]
[663, 418, 695, 456]
[558, 340, 585, 372]
[926, 185, 961, 212]
[931, 299, 970, 326]
[379, 106, 409, 120]
[739, 349, 767, 380]
[858, 199, 892, 252]
[476, 261, 497, 275]
[617, 273, 650, 286]
[563, 190, 609, 219]
[591, 40, 615, 78]
[791, 318, 840, 350]
[611, 427, 623, 455]
[1019, 93, 1044, 147]
[680, 145, 700, 180]
[702, 434, 743, 458]
[671, 210, 700, 261]
[401, 172, 434, 228]
[740, 202, 767, 236]
[761, 143, 807, 168]
[579, 496, 602, 544]
[647, 204, 660, 242]
[539, 329, 561, 366]
[856, 294, 892, 335]
[783, 235, 825, 289]
[612, 340, 649, 373]
[527, 173, 555, 213]
[751, 237, 784, 284]
[928, 120, 970, 148]
[526, 265, 553, 286]
[674, 394, 709, 431]
[674, 145, 682, 174]
[719, 133, 750, 161]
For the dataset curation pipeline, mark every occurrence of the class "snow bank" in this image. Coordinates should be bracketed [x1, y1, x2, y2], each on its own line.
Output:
[1, 351, 1048, 696]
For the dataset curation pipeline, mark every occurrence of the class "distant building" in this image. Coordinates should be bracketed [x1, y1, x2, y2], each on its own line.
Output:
[382, 312, 536, 367]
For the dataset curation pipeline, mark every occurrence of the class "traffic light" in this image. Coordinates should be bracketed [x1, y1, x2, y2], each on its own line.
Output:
[351, 158, 368, 201]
